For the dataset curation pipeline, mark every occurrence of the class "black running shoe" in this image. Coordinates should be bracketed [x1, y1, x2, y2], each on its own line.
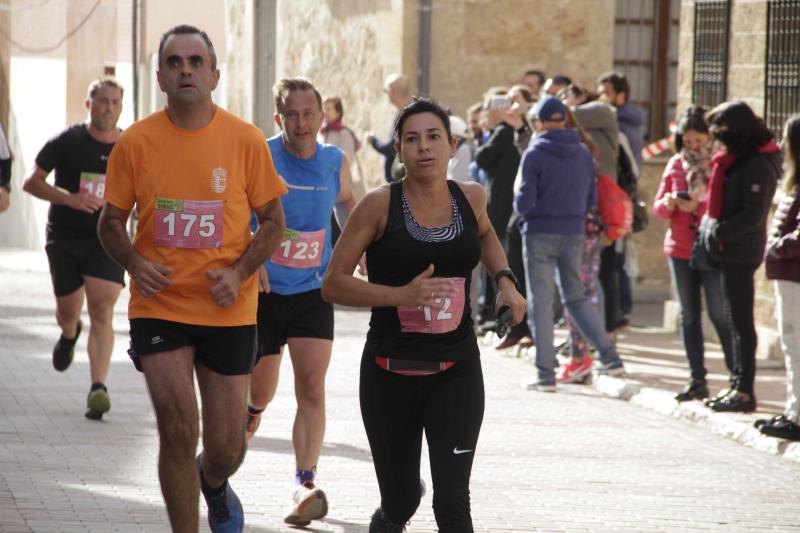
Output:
[369, 508, 406, 533]
[53, 320, 82, 371]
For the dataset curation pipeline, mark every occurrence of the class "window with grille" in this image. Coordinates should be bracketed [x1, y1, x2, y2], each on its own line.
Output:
[766, 0, 800, 138]
[692, 0, 730, 109]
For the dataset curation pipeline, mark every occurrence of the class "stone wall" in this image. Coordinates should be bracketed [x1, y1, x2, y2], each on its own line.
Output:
[634, 157, 671, 287]
[429, 0, 615, 120]
[270, 0, 616, 193]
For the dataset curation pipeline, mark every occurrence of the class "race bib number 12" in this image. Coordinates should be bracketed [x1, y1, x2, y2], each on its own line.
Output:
[154, 197, 223, 249]
[397, 277, 466, 334]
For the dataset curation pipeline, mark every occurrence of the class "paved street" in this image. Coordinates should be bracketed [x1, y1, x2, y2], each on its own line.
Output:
[1, 254, 799, 532]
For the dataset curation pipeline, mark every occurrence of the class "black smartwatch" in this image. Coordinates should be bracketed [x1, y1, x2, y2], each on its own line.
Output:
[494, 268, 518, 290]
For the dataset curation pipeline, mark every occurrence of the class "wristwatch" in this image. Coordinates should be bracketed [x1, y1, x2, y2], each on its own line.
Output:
[494, 267, 518, 290]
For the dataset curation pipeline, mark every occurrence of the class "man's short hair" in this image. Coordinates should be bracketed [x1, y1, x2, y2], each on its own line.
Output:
[598, 71, 630, 97]
[158, 24, 217, 71]
[87, 76, 124, 100]
[550, 75, 573, 87]
[523, 69, 546, 86]
[273, 77, 323, 115]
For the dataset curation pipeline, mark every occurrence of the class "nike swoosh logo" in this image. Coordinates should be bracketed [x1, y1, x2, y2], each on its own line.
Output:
[453, 447, 473, 455]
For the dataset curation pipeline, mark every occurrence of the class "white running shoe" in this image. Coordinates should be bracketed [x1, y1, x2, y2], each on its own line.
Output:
[284, 483, 328, 526]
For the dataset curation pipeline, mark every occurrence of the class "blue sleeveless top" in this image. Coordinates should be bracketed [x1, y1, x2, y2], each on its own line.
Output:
[262, 134, 342, 295]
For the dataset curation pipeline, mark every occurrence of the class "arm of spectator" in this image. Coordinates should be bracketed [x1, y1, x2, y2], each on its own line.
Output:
[475, 124, 511, 170]
[653, 164, 678, 219]
[513, 153, 538, 218]
[713, 159, 775, 243]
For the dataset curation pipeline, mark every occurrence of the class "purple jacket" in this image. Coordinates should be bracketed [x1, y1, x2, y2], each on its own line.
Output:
[514, 128, 596, 235]
[766, 189, 800, 283]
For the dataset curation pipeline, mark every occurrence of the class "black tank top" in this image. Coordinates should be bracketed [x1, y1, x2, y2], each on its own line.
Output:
[364, 180, 482, 362]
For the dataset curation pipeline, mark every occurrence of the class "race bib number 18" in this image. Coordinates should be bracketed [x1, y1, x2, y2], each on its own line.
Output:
[154, 197, 223, 249]
[79, 172, 106, 199]
[397, 277, 466, 334]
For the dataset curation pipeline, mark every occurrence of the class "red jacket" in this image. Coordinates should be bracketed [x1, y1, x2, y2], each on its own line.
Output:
[652, 153, 709, 259]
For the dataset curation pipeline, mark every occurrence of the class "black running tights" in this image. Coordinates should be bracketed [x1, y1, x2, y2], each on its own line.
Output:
[360, 356, 485, 533]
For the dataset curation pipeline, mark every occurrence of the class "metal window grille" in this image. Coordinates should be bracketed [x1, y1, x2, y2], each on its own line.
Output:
[692, 0, 730, 109]
[766, 0, 800, 139]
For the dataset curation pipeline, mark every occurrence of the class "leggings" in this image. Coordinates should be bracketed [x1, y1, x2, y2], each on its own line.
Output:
[360, 355, 485, 533]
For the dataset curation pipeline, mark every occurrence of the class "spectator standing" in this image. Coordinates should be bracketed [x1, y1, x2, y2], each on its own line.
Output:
[366, 73, 413, 182]
[320, 96, 361, 161]
[652, 106, 734, 401]
[760, 113, 800, 440]
[542, 75, 572, 97]
[0, 124, 12, 213]
[521, 69, 545, 100]
[447, 115, 474, 182]
[701, 101, 781, 412]
[515, 96, 624, 391]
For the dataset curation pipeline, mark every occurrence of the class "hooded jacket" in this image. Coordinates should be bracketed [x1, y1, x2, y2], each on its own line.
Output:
[573, 101, 618, 180]
[616, 102, 645, 169]
[766, 189, 800, 283]
[514, 128, 596, 235]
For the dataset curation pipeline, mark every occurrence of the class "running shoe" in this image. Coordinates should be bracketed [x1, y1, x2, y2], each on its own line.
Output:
[369, 507, 407, 533]
[593, 360, 625, 376]
[245, 410, 261, 442]
[198, 458, 244, 533]
[53, 320, 82, 372]
[557, 357, 593, 383]
[85, 387, 111, 420]
[284, 482, 328, 526]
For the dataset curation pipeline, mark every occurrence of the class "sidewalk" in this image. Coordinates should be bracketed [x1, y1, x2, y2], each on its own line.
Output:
[488, 283, 800, 464]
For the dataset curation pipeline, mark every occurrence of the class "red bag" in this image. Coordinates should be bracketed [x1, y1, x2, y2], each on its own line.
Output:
[597, 174, 633, 241]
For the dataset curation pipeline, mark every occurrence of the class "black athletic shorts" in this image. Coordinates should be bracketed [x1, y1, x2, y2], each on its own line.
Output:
[256, 289, 334, 356]
[45, 237, 125, 297]
[128, 318, 257, 376]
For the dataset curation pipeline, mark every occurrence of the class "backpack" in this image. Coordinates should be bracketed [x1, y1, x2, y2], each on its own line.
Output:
[597, 174, 633, 241]
[616, 147, 649, 233]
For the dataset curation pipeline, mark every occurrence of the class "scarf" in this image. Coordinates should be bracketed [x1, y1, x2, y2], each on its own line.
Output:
[320, 120, 361, 151]
[680, 145, 711, 195]
[707, 140, 780, 219]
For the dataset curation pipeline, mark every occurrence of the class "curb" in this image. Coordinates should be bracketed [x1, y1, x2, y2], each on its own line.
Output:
[593, 374, 800, 464]
[482, 334, 800, 465]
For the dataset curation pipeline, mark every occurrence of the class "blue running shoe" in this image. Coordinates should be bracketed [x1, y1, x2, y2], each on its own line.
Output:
[198, 458, 244, 533]
[594, 359, 625, 376]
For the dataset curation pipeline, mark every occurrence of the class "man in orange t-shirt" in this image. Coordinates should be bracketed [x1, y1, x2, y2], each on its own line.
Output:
[98, 25, 286, 533]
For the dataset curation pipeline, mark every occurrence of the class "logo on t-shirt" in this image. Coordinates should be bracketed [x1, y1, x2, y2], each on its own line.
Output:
[211, 167, 227, 193]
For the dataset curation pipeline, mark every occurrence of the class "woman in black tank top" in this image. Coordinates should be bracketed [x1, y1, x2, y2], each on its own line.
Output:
[322, 98, 526, 533]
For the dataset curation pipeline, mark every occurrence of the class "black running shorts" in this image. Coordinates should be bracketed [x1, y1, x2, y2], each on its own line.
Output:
[128, 318, 257, 376]
[256, 289, 334, 357]
[45, 237, 125, 296]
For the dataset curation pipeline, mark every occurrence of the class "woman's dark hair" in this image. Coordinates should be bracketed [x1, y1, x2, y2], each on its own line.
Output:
[323, 96, 344, 119]
[783, 114, 800, 193]
[706, 100, 773, 159]
[393, 97, 452, 145]
[674, 105, 709, 151]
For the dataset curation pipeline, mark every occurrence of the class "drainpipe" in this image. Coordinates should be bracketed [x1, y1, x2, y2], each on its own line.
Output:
[418, 0, 432, 97]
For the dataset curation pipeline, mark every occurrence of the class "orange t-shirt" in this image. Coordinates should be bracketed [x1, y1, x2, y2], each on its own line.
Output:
[105, 107, 287, 326]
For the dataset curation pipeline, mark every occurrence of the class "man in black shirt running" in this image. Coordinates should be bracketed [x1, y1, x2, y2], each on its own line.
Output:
[23, 76, 125, 420]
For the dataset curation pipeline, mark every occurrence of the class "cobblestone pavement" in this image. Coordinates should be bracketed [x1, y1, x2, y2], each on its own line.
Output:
[1, 254, 799, 532]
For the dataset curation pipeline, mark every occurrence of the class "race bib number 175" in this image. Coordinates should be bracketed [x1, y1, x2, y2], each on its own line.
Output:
[154, 197, 223, 249]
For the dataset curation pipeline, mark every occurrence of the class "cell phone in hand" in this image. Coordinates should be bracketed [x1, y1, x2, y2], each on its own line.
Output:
[675, 191, 691, 200]
[495, 306, 514, 338]
[488, 96, 510, 109]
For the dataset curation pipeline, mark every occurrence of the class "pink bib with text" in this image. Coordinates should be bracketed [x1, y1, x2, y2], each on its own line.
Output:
[270, 228, 326, 268]
[154, 197, 223, 249]
[397, 277, 466, 334]
[79, 172, 106, 199]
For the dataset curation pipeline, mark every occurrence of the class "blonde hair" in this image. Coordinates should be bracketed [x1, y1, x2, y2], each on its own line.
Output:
[273, 77, 322, 114]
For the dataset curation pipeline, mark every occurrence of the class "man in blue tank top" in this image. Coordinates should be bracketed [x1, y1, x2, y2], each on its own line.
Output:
[247, 77, 358, 527]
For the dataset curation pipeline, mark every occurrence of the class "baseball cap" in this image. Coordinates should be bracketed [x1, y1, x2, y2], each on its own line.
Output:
[531, 96, 567, 122]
